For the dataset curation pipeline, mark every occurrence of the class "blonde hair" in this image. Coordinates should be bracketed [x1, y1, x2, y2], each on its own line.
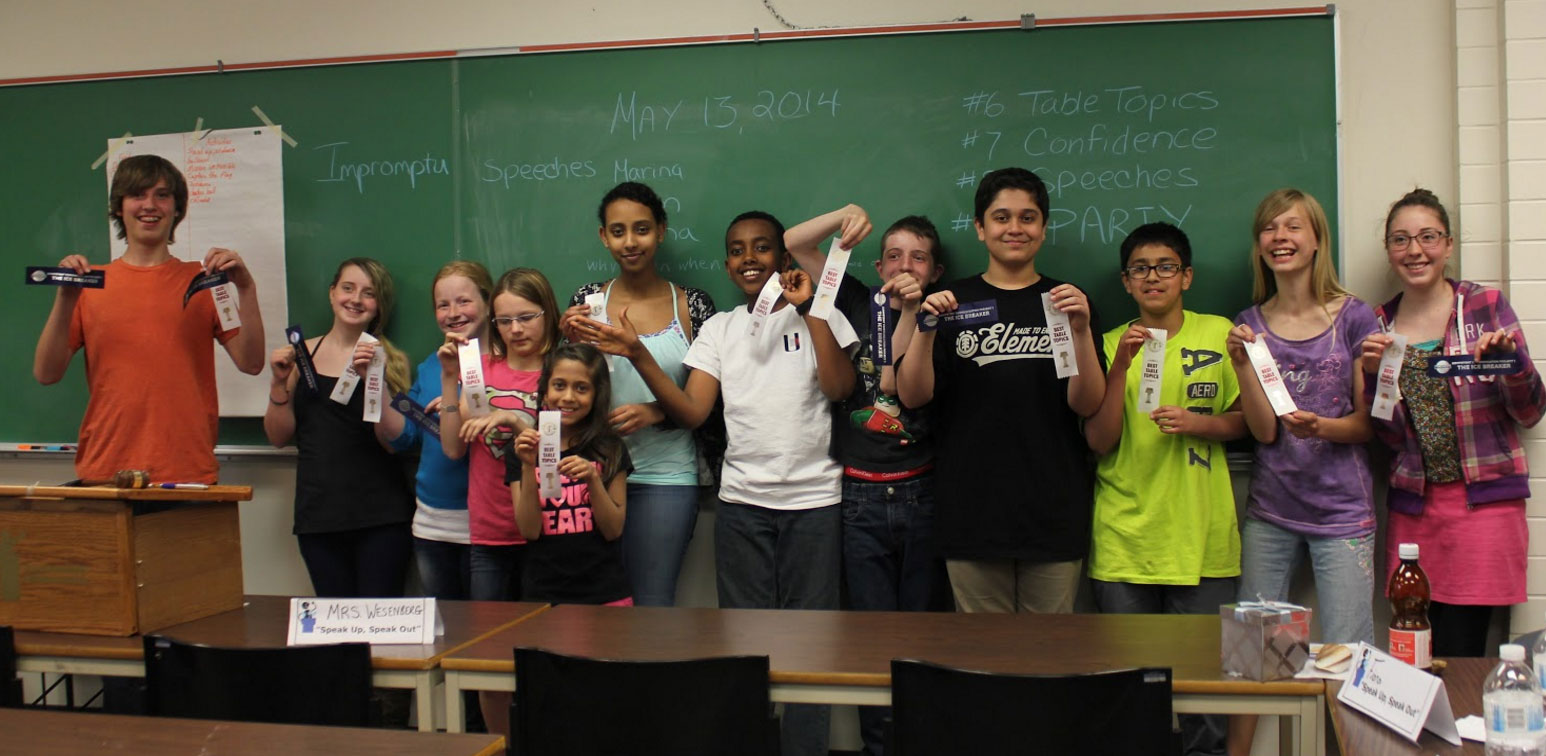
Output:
[489, 267, 561, 359]
[1249, 188, 1349, 306]
[331, 257, 411, 395]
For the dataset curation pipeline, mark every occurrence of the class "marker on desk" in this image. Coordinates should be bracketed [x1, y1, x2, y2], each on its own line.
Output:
[16, 444, 77, 452]
[157, 483, 211, 490]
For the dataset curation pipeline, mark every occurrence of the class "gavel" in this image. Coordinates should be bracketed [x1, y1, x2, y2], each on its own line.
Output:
[76, 469, 151, 488]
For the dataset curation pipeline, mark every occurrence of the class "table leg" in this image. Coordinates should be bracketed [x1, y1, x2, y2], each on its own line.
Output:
[415, 669, 441, 733]
[1278, 695, 1324, 756]
[445, 670, 465, 734]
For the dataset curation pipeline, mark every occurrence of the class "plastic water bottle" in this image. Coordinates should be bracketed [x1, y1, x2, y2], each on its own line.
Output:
[1484, 644, 1546, 755]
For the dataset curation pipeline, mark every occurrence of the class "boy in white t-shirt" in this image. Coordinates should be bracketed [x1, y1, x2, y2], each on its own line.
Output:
[577, 209, 857, 756]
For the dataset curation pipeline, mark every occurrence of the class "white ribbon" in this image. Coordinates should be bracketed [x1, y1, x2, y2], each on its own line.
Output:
[458, 338, 490, 417]
[1136, 328, 1167, 414]
[1041, 292, 1077, 378]
[537, 410, 563, 500]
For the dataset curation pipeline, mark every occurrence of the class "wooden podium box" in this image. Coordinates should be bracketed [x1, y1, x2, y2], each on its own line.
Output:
[0, 485, 251, 636]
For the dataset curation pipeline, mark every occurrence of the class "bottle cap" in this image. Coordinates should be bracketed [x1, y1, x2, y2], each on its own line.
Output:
[1502, 644, 1526, 662]
[1398, 543, 1419, 560]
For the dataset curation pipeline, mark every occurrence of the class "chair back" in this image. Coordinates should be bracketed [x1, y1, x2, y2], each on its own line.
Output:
[889, 659, 1176, 756]
[1, 626, 20, 707]
[142, 635, 372, 726]
[512, 646, 777, 756]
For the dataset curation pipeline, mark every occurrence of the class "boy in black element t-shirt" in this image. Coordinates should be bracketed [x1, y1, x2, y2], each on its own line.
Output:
[895, 167, 1104, 614]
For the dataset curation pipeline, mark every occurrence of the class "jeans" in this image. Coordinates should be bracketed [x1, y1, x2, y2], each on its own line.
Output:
[841, 475, 950, 613]
[1238, 517, 1375, 645]
[469, 543, 525, 602]
[296, 522, 412, 598]
[1090, 578, 1238, 615]
[841, 475, 950, 756]
[414, 537, 471, 600]
[1092, 578, 1238, 756]
[715, 500, 840, 756]
[620, 483, 699, 607]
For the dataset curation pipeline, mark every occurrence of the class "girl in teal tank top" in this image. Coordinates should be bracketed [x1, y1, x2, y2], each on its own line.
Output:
[562, 181, 717, 606]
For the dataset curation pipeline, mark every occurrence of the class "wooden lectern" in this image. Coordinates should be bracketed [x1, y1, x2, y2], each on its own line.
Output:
[0, 484, 251, 636]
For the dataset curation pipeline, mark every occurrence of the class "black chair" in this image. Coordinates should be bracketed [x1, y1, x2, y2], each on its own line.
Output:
[1, 626, 21, 707]
[889, 660, 1178, 756]
[142, 635, 372, 726]
[511, 647, 778, 755]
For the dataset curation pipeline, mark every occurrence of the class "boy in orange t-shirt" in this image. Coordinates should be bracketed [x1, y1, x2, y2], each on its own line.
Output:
[33, 155, 266, 484]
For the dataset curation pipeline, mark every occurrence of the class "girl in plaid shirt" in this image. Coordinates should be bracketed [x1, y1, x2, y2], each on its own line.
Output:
[1360, 188, 1545, 657]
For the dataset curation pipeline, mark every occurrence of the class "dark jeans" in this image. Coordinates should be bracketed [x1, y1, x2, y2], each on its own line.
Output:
[1092, 577, 1238, 756]
[469, 543, 525, 602]
[840, 474, 950, 756]
[296, 522, 412, 598]
[413, 537, 471, 600]
[715, 500, 840, 756]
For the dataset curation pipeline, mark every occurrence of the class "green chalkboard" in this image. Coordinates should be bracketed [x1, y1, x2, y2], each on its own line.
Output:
[3, 16, 1335, 447]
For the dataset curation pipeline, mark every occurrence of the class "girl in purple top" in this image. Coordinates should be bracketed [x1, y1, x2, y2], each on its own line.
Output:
[1225, 188, 1380, 643]
[1224, 189, 1379, 756]
[1359, 189, 1544, 656]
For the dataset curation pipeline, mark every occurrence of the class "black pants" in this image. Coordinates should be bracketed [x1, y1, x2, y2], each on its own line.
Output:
[1431, 602, 1495, 657]
[297, 523, 412, 598]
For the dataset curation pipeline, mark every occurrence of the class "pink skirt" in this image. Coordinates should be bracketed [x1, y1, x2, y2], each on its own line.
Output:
[1386, 481, 1527, 605]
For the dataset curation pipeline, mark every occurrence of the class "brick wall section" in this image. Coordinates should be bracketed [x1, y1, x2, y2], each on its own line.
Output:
[1461, 0, 1546, 635]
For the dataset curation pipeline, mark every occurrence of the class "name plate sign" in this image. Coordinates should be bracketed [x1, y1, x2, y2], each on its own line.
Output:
[287, 597, 444, 646]
[1336, 642, 1460, 746]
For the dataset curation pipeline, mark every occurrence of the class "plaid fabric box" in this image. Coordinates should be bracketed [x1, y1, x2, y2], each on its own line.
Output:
[1220, 602, 1311, 681]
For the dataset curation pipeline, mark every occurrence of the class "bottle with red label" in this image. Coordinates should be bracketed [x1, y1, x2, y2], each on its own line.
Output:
[1388, 542, 1432, 670]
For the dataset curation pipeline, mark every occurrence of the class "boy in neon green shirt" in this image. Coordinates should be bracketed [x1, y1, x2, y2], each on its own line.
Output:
[1085, 222, 1245, 754]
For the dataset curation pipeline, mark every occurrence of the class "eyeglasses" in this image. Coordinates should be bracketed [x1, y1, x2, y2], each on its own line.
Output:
[1384, 231, 1449, 252]
[1122, 263, 1185, 279]
[493, 312, 544, 328]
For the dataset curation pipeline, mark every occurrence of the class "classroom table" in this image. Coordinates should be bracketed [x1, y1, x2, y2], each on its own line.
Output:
[11, 595, 550, 732]
[1327, 657, 1488, 755]
[439, 604, 1327, 755]
[0, 707, 505, 755]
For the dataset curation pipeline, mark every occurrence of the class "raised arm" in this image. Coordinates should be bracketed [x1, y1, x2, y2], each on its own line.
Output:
[205, 248, 266, 375]
[437, 337, 469, 460]
[897, 290, 957, 409]
[33, 254, 89, 385]
[783, 203, 872, 273]
[510, 429, 544, 540]
[1085, 325, 1141, 455]
[262, 344, 302, 447]
[1049, 283, 1104, 418]
[1226, 323, 1279, 444]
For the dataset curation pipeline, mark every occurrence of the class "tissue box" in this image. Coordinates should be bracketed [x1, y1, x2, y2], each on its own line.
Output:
[1220, 602, 1311, 681]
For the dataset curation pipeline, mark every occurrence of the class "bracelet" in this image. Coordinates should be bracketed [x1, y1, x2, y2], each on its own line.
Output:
[269, 394, 290, 406]
[795, 298, 813, 316]
[441, 405, 459, 413]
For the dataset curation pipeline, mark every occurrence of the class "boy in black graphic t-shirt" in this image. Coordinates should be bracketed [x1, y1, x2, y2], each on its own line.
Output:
[896, 167, 1104, 614]
[788, 209, 950, 756]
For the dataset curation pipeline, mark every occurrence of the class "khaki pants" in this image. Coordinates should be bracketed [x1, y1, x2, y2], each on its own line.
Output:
[945, 558, 1082, 613]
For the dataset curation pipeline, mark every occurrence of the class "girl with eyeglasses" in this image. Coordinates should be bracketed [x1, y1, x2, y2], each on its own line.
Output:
[1359, 188, 1544, 656]
[436, 266, 561, 738]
